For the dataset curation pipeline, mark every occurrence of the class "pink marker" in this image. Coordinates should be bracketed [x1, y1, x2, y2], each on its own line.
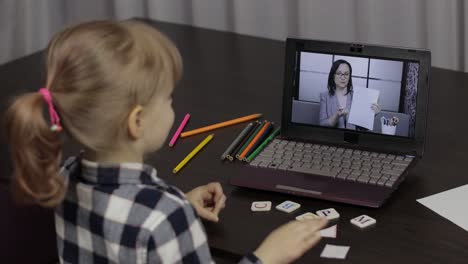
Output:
[169, 114, 190, 147]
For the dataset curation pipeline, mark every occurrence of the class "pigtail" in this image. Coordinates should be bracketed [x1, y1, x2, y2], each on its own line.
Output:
[5, 92, 65, 207]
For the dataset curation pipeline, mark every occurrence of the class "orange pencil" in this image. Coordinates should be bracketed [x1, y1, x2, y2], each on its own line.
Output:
[180, 113, 262, 138]
[239, 121, 271, 160]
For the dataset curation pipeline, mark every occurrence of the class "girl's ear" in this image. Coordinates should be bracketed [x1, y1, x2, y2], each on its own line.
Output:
[127, 105, 144, 140]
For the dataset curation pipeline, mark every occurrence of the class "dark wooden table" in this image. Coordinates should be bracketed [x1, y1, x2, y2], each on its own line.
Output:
[1, 19, 468, 264]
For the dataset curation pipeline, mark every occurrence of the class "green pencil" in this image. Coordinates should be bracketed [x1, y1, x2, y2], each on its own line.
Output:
[246, 127, 281, 162]
[235, 120, 266, 160]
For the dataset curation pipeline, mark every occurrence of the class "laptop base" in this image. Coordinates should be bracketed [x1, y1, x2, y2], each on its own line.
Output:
[231, 166, 397, 208]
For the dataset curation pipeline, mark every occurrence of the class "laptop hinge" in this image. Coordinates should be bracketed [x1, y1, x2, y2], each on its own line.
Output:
[344, 132, 359, 144]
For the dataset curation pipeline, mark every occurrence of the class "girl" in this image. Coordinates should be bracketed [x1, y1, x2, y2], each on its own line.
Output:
[5, 20, 326, 263]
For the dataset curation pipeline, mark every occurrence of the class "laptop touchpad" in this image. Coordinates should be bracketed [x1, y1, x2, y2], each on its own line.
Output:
[275, 173, 330, 195]
[276, 184, 325, 195]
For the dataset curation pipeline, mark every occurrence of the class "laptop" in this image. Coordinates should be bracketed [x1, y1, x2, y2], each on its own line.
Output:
[230, 38, 430, 208]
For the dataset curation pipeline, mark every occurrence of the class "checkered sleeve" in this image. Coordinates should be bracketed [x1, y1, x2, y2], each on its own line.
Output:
[146, 192, 262, 264]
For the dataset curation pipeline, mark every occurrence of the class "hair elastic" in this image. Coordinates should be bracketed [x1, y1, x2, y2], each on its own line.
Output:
[39, 88, 62, 132]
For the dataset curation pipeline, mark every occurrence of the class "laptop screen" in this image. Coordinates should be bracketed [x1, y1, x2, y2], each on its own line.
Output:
[291, 51, 420, 138]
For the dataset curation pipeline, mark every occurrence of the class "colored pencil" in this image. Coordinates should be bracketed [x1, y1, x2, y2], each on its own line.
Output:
[243, 123, 274, 161]
[231, 121, 261, 160]
[235, 121, 264, 160]
[173, 134, 214, 174]
[221, 122, 254, 161]
[169, 114, 190, 147]
[246, 127, 281, 162]
[180, 113, 262, 138]
[239, 121, 271, 160]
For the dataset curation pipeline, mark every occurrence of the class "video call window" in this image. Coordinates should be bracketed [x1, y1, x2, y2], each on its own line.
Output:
[291, 52, 420, 138]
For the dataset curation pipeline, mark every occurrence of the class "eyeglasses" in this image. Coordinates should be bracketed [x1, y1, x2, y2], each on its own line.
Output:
[335, 72, 350, 78]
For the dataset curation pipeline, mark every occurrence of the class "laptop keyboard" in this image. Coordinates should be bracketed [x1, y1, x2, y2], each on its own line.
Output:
[248, 139, 414, 188]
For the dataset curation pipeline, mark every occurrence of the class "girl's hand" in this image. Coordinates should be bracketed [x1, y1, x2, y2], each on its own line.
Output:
[254, 218, 328, 264]
[185, 182, 226, 222]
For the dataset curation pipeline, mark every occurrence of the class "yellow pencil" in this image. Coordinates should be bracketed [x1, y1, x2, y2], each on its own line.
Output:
[173, 134, 214, 174]
[181, 113, 262, 138]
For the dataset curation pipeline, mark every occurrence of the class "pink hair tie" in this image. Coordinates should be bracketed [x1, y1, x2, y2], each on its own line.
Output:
[39, 88, 62, 132]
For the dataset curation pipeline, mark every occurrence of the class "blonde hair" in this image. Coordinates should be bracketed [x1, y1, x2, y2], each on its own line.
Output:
[5, 20, 182, 207]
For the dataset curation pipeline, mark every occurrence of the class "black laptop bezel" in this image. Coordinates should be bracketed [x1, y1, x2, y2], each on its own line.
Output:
[281, 38, 431, 157]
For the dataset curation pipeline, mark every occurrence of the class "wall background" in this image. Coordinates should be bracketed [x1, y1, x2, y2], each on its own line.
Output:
[1, 0, 467, 72]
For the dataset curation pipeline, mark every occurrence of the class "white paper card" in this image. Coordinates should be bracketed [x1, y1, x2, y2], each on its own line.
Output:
[348, 86, 380, 130]
[320, 244, 350, 259]
[320, 225, 337, 238]
[417, 184, 468, 232]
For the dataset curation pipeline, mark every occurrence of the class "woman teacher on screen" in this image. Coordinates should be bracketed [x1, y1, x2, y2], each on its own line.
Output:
[319, 59, 380, 130]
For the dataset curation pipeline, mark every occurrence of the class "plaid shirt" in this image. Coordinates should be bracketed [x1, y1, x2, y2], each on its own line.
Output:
[55, 156, 261, 264]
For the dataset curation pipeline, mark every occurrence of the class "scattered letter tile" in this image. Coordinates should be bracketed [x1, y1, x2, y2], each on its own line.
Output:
[316, 208, 340, 220]
[276, 200, 301, 213]
[251, 201, 272, 211]
[296, 212, 319, 221]
[350, 214, 377, 228]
